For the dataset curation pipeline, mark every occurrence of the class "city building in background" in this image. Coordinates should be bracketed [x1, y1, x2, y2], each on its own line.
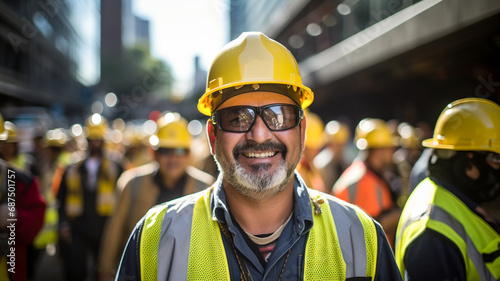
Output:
[0, 0, 101, 124]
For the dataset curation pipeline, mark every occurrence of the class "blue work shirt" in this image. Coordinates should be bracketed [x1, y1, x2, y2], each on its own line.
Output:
[116, 174, 402, 280]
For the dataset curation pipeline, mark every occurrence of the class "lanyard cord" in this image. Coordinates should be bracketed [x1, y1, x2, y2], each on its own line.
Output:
[219, 221, 253, 281]
[218, 221, 291, 281]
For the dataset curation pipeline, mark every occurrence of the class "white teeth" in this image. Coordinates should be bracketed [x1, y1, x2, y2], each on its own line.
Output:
[244, 151, 277, 158]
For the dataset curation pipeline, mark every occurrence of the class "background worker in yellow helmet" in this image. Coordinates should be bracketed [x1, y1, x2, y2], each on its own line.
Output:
[296, 110, 327, 192]
[314, 120, 352, 192]
[56, 113, 123, 281]
[332, 118, 402, 249]
[0, 113, 46, 281]
[121, 122, 151, 170]
[115, 32, 401, 280]
[97, 112, 214, 281]
[395, 98, 500, 281]
[0, 121, 36, 175]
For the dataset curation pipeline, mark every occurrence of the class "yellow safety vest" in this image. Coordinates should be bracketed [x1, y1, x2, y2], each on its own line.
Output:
[65, 158, 117, 218]
[139, 188, 378, 280]
[395, 178, 500, 280]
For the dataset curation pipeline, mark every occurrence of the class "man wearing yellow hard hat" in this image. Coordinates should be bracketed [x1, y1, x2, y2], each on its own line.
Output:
[332, 118, 402, 248]
[395, 98, 500, 280]
[56, 113, 124, 281]
[115, 32, 401, 280]
[0, 113, 46, 281]
[97, 113, 214, 280]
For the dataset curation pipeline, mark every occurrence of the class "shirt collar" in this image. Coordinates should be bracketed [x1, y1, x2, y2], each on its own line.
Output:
[211, 171, 314, 235]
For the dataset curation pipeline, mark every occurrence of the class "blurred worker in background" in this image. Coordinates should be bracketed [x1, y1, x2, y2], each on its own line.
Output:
[395, 98, 500, 280]
[296, 110, 327, 192]
[0, 113, 46, 281]
[314, 120, 352, 193]
[29, 128, 69, 279]
[56, 113, 123, 281]
[38, 129, 70, 200]
[0, 121, 36, 175]
[98, 112, 214, 280]
[332, 118, 402, 248]
[121, 122, 151, 170]
[115, 32, 401, 280]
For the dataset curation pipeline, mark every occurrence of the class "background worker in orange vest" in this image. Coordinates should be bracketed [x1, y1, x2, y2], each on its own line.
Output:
[332, 118, 402, 248]
[56, 113, 123, 281]
[97, 112, 215, 281]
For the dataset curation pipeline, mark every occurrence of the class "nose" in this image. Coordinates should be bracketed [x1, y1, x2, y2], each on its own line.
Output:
[246, 114, 273, 143]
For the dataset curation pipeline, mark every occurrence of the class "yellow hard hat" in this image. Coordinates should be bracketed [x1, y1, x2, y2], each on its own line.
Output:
[44, 128, 68, 148]
[149, 112, 192, 149]
[324, 120, 350, 145]
[85, 113, 109, 140]
[354, 118, 398, 150]
[197, 32, 314, 116]
[422, 98, 500, 154]
[4, 121, 19, 143]
[305, 111, 324, 149]
[0, 113, 6, 141]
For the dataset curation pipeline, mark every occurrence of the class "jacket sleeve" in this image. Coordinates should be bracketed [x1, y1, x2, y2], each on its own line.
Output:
[402, 229, 466, 281]
[16, 173, 46, 243]
[373, 222, 403, 281]
[115, 217, 144, 281]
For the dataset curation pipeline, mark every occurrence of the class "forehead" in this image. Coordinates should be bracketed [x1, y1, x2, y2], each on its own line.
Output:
[217, 91, 297, 110]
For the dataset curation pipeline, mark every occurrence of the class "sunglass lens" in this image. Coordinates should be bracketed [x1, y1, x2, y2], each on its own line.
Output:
[262, 105, 298, 131]
[219, 108, 255, 132]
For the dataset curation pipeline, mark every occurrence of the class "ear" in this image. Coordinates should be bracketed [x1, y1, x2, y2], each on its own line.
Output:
[206, 119, 216, 155]
[300, 116, 307, 152]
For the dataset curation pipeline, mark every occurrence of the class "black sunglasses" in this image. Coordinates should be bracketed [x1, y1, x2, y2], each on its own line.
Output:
[156, 148, 189, 156]
[211, 104, 304, 133]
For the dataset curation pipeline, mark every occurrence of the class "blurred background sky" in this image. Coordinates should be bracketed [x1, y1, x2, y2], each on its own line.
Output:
[133, 0, 228, 96]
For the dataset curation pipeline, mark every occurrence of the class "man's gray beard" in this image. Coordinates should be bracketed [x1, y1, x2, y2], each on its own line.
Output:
[215, 153, 298, 200]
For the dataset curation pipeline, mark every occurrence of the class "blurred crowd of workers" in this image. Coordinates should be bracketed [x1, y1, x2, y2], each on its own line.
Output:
[0, 32, 499, 281]
[2, 101, 497, 280]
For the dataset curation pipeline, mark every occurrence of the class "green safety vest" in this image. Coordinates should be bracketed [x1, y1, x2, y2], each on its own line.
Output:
[395, 178, 500, 280]
[138, 187, 379, 280]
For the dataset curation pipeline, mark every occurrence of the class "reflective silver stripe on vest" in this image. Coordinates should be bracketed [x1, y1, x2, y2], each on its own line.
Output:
[156, 195, 197, 280]
[328, 198, 368, 278]
[429, 205, 495, 281]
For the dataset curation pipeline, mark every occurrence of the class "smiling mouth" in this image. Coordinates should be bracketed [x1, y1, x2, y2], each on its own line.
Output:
[242, 151, 278, 158]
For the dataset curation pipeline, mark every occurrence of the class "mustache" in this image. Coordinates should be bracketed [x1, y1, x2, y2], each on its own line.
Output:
[233, 140, 286, 155]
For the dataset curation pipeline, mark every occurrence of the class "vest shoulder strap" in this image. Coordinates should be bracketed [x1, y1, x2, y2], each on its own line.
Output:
[139, 202, 169, 281]
[306, 189, 378, 280]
